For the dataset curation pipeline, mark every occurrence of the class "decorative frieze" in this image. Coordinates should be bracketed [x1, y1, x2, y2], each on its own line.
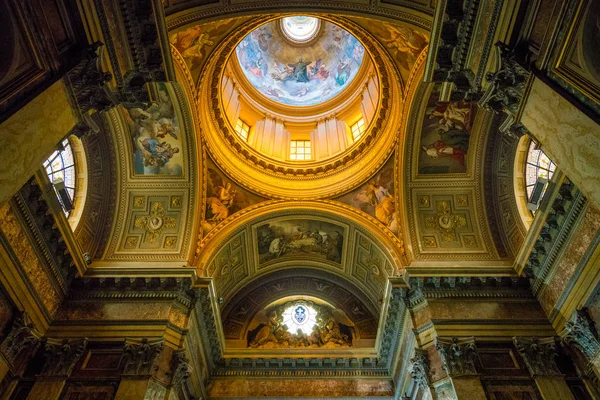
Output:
[122, 338, 164, 376]
[513, 337, 560, 377]
[436, 337, 479, 376]
[40, 338, 88, 377]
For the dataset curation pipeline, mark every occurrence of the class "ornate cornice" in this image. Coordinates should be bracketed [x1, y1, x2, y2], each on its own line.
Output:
[523, 180, 587, 293]
[12, 179, 77, 296]
[69, 276, 195, 305]
[410, 276, 533, 299]
[165, 2, 433, 32]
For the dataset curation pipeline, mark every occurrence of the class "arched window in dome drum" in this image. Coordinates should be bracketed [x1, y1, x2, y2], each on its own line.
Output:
[524, 141, 556, 214]
[43, 138, 76, 216]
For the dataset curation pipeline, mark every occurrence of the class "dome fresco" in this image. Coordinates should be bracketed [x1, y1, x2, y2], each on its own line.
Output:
[235, 17, 366, 106]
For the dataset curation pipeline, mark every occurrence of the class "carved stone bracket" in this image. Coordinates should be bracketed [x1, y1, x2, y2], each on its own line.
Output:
[513, 337, 561, 377]
[424, 0, 484, 100]
[122, 338, 164, 376]
[117, 0, 168, 103]
[436, 337, 479, 377]
[562, 309, 600, 362]
[478, 42, 531, 138]
[410, 349, 432, 391]
[0, 312, 42, 374]
[67, 42, 115, 115]
[40, 338, 88, 377]
[407, 277, 426, 309]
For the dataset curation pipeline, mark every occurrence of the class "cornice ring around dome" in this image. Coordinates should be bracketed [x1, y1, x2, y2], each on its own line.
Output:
[196, 15, 408, 199]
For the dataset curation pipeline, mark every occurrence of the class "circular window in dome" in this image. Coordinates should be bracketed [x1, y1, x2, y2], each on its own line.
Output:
[281, 16, 321, 43]
[235, 17, 365, 106]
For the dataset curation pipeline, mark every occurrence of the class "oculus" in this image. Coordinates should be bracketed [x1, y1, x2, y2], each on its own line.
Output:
[235, 17, 365, 106]
[280, 16, 321, 43]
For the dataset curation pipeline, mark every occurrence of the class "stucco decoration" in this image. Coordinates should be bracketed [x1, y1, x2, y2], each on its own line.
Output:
[235, 17, 365, 106]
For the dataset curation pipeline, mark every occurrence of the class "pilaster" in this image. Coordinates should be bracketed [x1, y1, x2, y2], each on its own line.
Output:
[513, 337, 575, 400]
[27, 338, 88, 400]
[114, 338, 165, 400]
[436, 337, 486, 400]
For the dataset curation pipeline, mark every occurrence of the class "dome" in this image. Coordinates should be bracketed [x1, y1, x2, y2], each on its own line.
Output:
[235, 17, 366, 107]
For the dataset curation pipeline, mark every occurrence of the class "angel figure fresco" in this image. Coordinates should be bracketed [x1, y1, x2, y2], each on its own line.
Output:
[428, 101, 474, 131]
[309, 59, 330, 80]
[352, 163, 398, 234]
[271, 61, 293, 81]
[170, 20, 232, 71]
[371, 23, 428, 72]
[124, 85, 182, 174]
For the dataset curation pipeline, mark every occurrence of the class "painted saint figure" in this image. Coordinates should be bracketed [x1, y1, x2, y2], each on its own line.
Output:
[421, 128, 470, 166]
[288, 59, 312, 83]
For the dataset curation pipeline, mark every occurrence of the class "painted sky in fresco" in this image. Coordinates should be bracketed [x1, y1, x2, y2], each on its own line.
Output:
[235, 18, 365, 106]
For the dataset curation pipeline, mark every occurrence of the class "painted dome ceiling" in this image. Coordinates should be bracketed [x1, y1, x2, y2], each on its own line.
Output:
[235, 17, 366, 106]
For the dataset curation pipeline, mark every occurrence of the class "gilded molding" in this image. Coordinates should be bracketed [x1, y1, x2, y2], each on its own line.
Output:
[196, 15, 404, 199]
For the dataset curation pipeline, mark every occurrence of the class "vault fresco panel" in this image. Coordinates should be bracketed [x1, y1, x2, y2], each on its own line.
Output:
[417, 91, 477, 175]
[254, 218, 346, 266]
[122, 82, 185, 176]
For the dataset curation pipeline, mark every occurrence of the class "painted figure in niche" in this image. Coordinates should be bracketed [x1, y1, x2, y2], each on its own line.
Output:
[421, 127, 470, 166]
[124, 84, 183, 175]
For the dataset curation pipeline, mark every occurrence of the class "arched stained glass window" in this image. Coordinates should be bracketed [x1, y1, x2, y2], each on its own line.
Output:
[525, 141, 556, 214]
[43, 138, 76, 216]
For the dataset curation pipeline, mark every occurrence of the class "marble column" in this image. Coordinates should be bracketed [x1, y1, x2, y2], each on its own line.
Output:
[436, 337, 487, 400]
[26, 338, 87, 400]
[114, 338, 166, 400]
[513, 337, 575, 400]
